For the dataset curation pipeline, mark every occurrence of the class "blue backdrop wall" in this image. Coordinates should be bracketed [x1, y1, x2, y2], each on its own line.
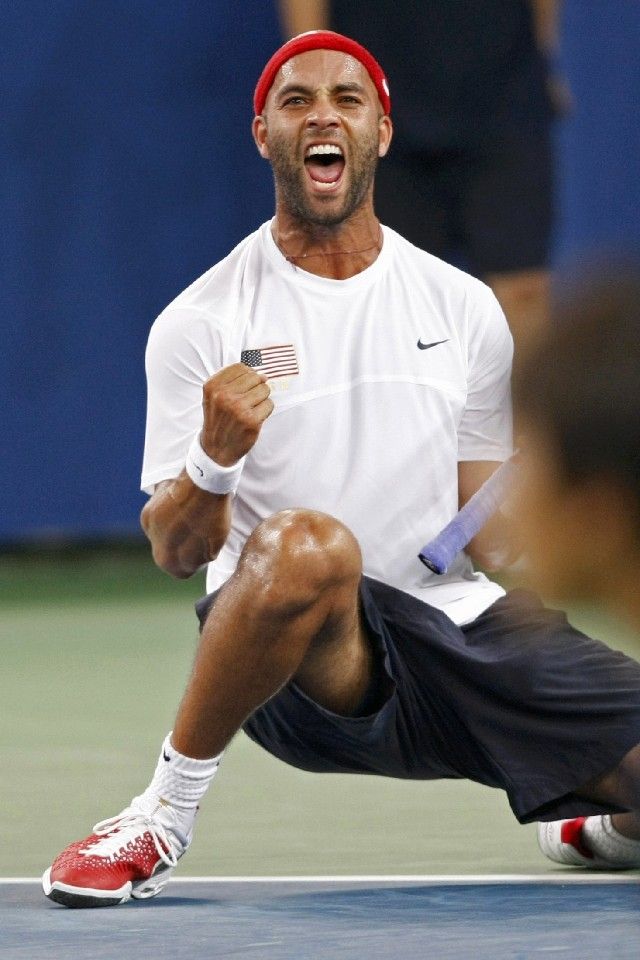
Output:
[2, 1, 639, 543]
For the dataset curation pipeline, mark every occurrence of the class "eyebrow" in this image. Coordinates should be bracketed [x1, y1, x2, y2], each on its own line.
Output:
[275, 81, 367, 101]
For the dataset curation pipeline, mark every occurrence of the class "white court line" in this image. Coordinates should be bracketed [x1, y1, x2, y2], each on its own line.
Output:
[3, 874, 639, 885]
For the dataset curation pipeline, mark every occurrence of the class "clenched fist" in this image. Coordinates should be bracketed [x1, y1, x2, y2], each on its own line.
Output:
[199, 363, 274, 467]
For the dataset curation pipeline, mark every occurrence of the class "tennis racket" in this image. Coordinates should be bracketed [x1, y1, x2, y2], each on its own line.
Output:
[418, 457, 518, 575]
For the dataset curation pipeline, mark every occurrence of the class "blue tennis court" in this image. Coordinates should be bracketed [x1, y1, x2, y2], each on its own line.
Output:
[3, 876, 639, 960]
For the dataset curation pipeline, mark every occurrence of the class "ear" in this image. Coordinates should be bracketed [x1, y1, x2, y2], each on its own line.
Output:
[252, 115, 270, 160]
[377, 115, 393, 159]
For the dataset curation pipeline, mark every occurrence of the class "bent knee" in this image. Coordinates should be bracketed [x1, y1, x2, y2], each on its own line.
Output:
[239, 509, 362, 601]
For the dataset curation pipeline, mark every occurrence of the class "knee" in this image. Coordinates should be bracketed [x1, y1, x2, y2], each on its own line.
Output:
[237, 509, 362, 610]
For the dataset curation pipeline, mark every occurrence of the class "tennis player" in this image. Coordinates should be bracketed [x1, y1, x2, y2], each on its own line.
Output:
[44, 33, 640, 907]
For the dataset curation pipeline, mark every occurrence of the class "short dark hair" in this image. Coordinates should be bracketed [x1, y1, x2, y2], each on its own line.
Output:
[513, 260, 640, 504]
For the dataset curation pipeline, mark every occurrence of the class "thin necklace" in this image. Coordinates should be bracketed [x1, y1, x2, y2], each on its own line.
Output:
[276, 224, 383, 265]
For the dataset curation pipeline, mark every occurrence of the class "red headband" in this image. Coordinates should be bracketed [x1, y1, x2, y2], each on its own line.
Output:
[254, 30, 391, 116]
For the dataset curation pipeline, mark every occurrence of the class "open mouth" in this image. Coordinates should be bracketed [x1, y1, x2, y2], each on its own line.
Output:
[304, 144, 345, 189]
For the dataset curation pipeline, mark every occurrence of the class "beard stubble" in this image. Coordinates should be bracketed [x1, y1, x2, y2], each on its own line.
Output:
[267, 127, 380, 227]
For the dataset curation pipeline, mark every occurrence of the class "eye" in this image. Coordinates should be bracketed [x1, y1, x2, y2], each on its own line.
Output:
[282, 96, 307, 107]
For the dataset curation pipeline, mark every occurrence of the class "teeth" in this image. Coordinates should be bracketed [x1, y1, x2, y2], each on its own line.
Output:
[305, 144, 343, 158]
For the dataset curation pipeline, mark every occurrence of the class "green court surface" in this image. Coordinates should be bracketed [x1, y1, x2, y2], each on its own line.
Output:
[1, 547, 638, 879]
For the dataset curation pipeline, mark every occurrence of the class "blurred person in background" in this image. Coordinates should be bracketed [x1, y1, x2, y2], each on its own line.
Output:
[279, 0, 571, 361]
[513, 261, 640, 631]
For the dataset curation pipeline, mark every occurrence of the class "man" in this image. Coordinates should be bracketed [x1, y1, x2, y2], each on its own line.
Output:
[44, 33, 640, 909]
[278, 1, 571, 361]
[513, 263, 640, 632]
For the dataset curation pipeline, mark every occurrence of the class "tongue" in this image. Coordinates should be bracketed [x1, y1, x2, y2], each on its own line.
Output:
[306, 158, 344, 184]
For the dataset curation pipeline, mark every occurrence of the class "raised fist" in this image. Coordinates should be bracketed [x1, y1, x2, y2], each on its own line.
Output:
[199, 363, 274, 467]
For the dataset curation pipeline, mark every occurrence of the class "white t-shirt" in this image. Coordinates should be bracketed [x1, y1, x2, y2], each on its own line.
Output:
[142, 222, 513, 625]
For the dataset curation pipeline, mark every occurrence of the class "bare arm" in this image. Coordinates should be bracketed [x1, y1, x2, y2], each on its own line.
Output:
[141, 476, 232, 579]
[277, 0, 329, 38]
[141, 363, 274, 579]
[458, 461, 521, 571]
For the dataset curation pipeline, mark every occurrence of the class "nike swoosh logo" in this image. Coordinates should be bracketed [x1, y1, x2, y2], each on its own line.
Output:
[417, 338, 450, 350]
[188, 456, 204, 477]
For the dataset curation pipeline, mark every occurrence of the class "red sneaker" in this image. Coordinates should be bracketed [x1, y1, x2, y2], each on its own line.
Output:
[42, 796, 191, 907]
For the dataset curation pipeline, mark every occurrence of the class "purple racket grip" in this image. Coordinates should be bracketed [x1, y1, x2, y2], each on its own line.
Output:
[418, 458, 517, 574]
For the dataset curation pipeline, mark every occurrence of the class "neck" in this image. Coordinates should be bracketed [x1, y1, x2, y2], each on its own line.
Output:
[272, 208, 382, 279]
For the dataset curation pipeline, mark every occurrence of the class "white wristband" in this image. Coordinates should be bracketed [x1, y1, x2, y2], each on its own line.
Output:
[185, 434, 244, 495]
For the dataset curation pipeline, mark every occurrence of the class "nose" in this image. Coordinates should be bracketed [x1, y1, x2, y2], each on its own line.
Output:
[305, 93, 340, 129]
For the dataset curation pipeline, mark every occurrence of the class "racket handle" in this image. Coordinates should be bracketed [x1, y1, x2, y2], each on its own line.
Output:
[418, 458, 517, 575]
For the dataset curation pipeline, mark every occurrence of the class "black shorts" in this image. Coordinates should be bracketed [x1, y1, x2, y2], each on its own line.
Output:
[374, 131, 554, 276]
[196, 579, 640, 824]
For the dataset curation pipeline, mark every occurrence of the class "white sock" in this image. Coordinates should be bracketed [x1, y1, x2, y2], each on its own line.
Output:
[583, 815, 640, 866]
[136, 733, 222, 835]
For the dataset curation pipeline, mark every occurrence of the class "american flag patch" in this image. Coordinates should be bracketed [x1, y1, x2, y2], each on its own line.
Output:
[240, 344, 299, 380]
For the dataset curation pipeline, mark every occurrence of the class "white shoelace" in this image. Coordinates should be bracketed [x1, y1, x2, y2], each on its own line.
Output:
[79, 808, 180, 868]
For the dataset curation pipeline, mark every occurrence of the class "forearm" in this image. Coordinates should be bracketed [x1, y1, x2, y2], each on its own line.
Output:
[466, 510, 521, 572]
[277, 0, 329, 37]
[141, 474, 232, 579]
[458, 460, 521, 571]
